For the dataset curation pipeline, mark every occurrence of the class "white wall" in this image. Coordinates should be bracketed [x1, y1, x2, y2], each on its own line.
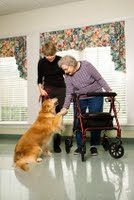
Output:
[125, 18, 134, 125]
[0, 0, 134, 36]
[0, 0, 134, 130]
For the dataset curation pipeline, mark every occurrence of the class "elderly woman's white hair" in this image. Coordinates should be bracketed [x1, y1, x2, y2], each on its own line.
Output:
[58, 55, 78, 68]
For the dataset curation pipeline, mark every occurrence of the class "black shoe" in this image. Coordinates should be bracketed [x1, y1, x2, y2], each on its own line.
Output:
[53, 134, 61, 153]
[90, 146, 98, 156]
[54, 146, 62, 153]
[53, 134, 61, 144]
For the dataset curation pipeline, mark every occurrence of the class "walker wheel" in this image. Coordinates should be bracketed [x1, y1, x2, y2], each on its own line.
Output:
[109, 142, 124, 159]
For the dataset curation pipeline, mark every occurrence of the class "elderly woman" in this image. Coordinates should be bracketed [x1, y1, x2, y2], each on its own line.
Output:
[59, 55, 112, 156]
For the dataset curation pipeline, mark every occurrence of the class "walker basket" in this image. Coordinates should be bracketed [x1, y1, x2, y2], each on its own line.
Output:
[82, 112, 113, 128]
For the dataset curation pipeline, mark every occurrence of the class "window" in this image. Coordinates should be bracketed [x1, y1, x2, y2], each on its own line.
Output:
[0, 57, 27, 123]
[57, 47, 127, 125]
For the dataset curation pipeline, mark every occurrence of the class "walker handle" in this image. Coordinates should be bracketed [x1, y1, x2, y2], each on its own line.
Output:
[86, 92, 117, 97]
[72, 92, 117, 98]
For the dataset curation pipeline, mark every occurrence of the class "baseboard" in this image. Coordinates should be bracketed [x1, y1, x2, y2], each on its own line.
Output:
[0, 134, 21, 140]
[62, 136, 134, 144]
[121, 138, 134, 144]
[0, 134, 134, 144]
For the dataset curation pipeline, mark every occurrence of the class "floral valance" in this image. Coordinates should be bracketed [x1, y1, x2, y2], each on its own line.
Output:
[0, 36, 27, 79]
[40, 21, 125, 72]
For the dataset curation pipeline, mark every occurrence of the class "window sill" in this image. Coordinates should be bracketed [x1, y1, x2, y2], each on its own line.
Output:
[0, 121, 28, 124]
[0, 122, 30, 129]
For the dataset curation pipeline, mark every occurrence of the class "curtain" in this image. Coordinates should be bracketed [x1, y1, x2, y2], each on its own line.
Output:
[40, 21, 125, 72]
[0, 36, 27, 79]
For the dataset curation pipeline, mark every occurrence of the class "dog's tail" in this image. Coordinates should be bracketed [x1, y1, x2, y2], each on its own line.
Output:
[15, 160, 29, 172]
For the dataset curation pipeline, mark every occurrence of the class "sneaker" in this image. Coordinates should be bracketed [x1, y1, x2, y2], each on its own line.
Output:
[74, 148, 81, 155]
[90, 146, 98, 156]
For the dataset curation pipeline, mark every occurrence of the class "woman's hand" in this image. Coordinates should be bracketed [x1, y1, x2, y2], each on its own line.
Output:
[38, 84, 48, 97]
[40, 88, 48, 97]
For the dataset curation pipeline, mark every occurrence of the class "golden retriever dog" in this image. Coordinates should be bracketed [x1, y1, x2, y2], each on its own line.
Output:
[14, 98, 64, 172]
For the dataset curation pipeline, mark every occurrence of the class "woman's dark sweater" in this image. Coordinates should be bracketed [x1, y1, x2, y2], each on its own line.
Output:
[37, 55, 65, 88]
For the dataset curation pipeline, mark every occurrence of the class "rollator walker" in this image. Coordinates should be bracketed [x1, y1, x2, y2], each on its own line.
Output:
[65, 92, 124, 161]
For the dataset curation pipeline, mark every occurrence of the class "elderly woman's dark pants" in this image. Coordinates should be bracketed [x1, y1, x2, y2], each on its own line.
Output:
[73, 96, 104, 149]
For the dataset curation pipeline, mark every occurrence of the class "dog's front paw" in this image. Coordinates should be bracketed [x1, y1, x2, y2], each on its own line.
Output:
[36, 157, 43, 162]
[58, 108, 68, 116]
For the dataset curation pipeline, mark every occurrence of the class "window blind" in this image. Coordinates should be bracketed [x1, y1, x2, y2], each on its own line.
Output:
[57, 47, 127, 125]
[0, 57, 27, 122]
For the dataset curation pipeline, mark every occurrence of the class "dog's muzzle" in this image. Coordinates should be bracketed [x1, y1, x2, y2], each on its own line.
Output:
[52, 98, 59, 106]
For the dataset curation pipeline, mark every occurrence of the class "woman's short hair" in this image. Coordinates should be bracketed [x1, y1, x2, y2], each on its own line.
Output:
[42, 41, 56, 56]
[58, 56, 77, 68]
